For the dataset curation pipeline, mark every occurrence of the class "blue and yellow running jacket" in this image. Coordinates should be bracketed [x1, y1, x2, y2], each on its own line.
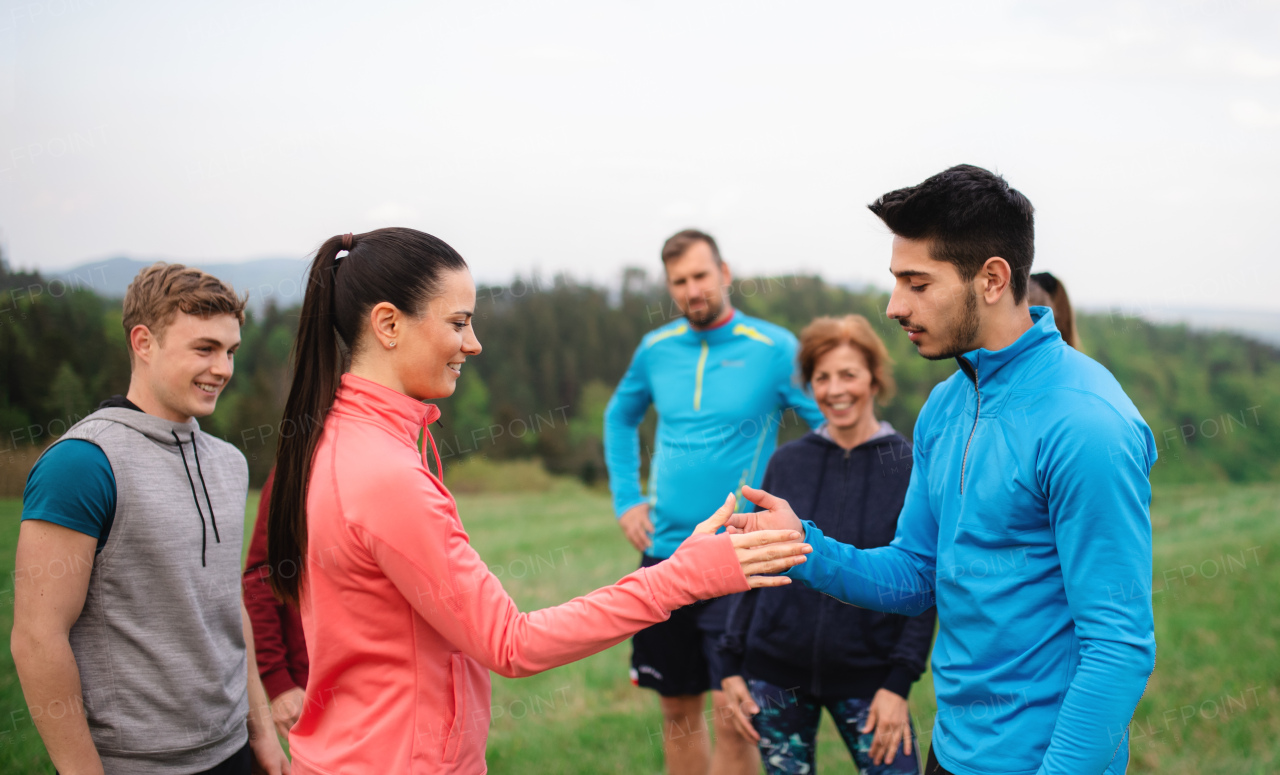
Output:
[604, 310, 823, 558]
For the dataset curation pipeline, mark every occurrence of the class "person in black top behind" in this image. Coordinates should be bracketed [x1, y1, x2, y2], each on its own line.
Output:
[719, 314, 937, 774]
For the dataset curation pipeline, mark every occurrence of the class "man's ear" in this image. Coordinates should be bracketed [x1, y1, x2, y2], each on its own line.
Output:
[719, 260, 733, 287]
[979, 257, 1013, 304]
[129, 324, 155, 365]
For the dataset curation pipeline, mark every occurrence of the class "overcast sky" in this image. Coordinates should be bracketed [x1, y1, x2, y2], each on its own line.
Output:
[2, 0, 1278, 312]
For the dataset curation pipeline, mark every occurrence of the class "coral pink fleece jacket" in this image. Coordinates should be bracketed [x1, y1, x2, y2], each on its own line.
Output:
[288, 374, 751, 774]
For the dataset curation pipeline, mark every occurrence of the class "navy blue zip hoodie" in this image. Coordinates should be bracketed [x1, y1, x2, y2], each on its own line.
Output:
[718, 425, 936, 700]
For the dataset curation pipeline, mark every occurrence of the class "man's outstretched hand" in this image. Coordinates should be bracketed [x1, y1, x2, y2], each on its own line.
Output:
[723, 486, 805, 536]
[694, 493, 809, 588]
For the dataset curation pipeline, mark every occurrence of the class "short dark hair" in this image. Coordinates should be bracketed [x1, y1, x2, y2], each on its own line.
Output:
[868, 164, 1035, 302]
[661, 229, 721, 266]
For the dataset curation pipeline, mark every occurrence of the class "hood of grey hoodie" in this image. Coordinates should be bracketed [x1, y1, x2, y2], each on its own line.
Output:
[87, 406, 203, 444]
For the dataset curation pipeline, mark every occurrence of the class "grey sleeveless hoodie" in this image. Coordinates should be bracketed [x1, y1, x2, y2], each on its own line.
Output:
[43, 406, 250, 774]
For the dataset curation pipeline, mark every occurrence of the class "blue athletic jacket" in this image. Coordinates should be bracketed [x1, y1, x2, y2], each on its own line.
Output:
[604, 310, 823, 558]
[785, 307, 1157, 775]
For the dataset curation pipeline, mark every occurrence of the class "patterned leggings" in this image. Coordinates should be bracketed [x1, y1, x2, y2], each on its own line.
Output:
[749, 678, 921, 775]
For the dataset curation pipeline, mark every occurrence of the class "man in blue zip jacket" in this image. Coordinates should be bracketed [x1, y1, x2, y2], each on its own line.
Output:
[604, 229, 824, 774]
[729, 166, 1157, 775]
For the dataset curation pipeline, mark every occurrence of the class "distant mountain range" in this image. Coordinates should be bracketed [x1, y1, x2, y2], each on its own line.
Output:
[52, 256, 311, 312]
[1100, 306, 1280, 348]
[49, 257, 1280, 347]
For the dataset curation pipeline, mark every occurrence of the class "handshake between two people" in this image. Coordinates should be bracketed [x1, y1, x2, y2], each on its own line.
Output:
[687, 486, 809, 590]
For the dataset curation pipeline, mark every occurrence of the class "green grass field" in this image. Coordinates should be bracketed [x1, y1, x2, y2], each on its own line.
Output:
[1, 482, 1277, 773]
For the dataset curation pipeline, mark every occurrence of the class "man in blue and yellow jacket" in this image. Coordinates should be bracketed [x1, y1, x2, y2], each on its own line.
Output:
[734, 166, 1157, 775]
[604, 229, 822, 774]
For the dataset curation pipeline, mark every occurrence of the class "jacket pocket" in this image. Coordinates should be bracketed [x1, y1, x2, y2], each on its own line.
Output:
[442, 652, 470, 764]
[752, 587, 813, 662]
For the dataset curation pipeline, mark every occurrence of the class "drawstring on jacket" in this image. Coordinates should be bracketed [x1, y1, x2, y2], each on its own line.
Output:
[173, 430, 221, 567]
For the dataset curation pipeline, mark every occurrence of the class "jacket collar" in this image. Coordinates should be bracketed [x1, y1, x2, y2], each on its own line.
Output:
[692, 309, 781, 347]
[331, 373, 443, 476]
[956, 306, 1061, 389]
[813, 420, 898, 448]
[690, 309, 739, 344]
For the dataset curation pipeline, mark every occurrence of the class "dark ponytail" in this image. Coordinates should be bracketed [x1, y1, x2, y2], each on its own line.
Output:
[267, 227, 468, 603]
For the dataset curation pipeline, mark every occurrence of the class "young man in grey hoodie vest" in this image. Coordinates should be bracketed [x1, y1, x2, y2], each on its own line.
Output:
[12, 264, 289, 775]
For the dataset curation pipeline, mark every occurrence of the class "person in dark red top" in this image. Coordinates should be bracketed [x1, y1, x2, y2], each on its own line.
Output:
[243, 469, 309, 739]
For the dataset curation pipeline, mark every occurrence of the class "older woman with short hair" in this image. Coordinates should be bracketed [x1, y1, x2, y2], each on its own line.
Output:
[719, 314, 937, 774]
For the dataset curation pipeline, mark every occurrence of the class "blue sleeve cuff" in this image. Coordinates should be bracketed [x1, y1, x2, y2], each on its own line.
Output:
[783, 521, 829, 587]
[614, 498, 648, 519]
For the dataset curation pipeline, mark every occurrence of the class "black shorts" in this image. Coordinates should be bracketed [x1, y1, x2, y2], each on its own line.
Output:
[201, 742, 252, 775]
[58, 742, 250, 775]
[630, 553, 734, 697]
[925, 746, 955, 775]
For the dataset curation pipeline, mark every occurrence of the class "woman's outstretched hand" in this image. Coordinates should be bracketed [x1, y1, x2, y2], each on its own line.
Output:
[694, 493, 810, 588]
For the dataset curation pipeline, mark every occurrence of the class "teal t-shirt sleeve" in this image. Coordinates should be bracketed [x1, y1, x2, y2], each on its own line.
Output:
[22, 439, 117, 553]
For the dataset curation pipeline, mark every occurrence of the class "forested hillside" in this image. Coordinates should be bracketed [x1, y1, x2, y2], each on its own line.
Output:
[2, 256, 1276, 490]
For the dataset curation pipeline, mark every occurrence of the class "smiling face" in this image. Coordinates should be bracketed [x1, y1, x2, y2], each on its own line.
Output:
[811, 343, 878, 434]
[389, 268, 482, 401]
[664, 240, 733, 328]
[130, 311, 241, 422]
[885, 236, 981, 360]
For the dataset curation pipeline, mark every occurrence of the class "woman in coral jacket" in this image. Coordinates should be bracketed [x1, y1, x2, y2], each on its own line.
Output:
[265, 227, 811, 774]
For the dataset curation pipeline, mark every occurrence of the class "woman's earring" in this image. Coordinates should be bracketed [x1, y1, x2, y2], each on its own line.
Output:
[389, 341, 397, 348]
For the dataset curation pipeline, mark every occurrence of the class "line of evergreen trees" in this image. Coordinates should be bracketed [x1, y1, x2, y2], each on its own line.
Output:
[2, 253, 1277, 491]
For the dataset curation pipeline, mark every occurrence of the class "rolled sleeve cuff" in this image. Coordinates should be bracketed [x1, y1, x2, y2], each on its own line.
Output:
[882, 666, 917, 700]
[259, 666, 300, 701]
[719, 649, 745, 681]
